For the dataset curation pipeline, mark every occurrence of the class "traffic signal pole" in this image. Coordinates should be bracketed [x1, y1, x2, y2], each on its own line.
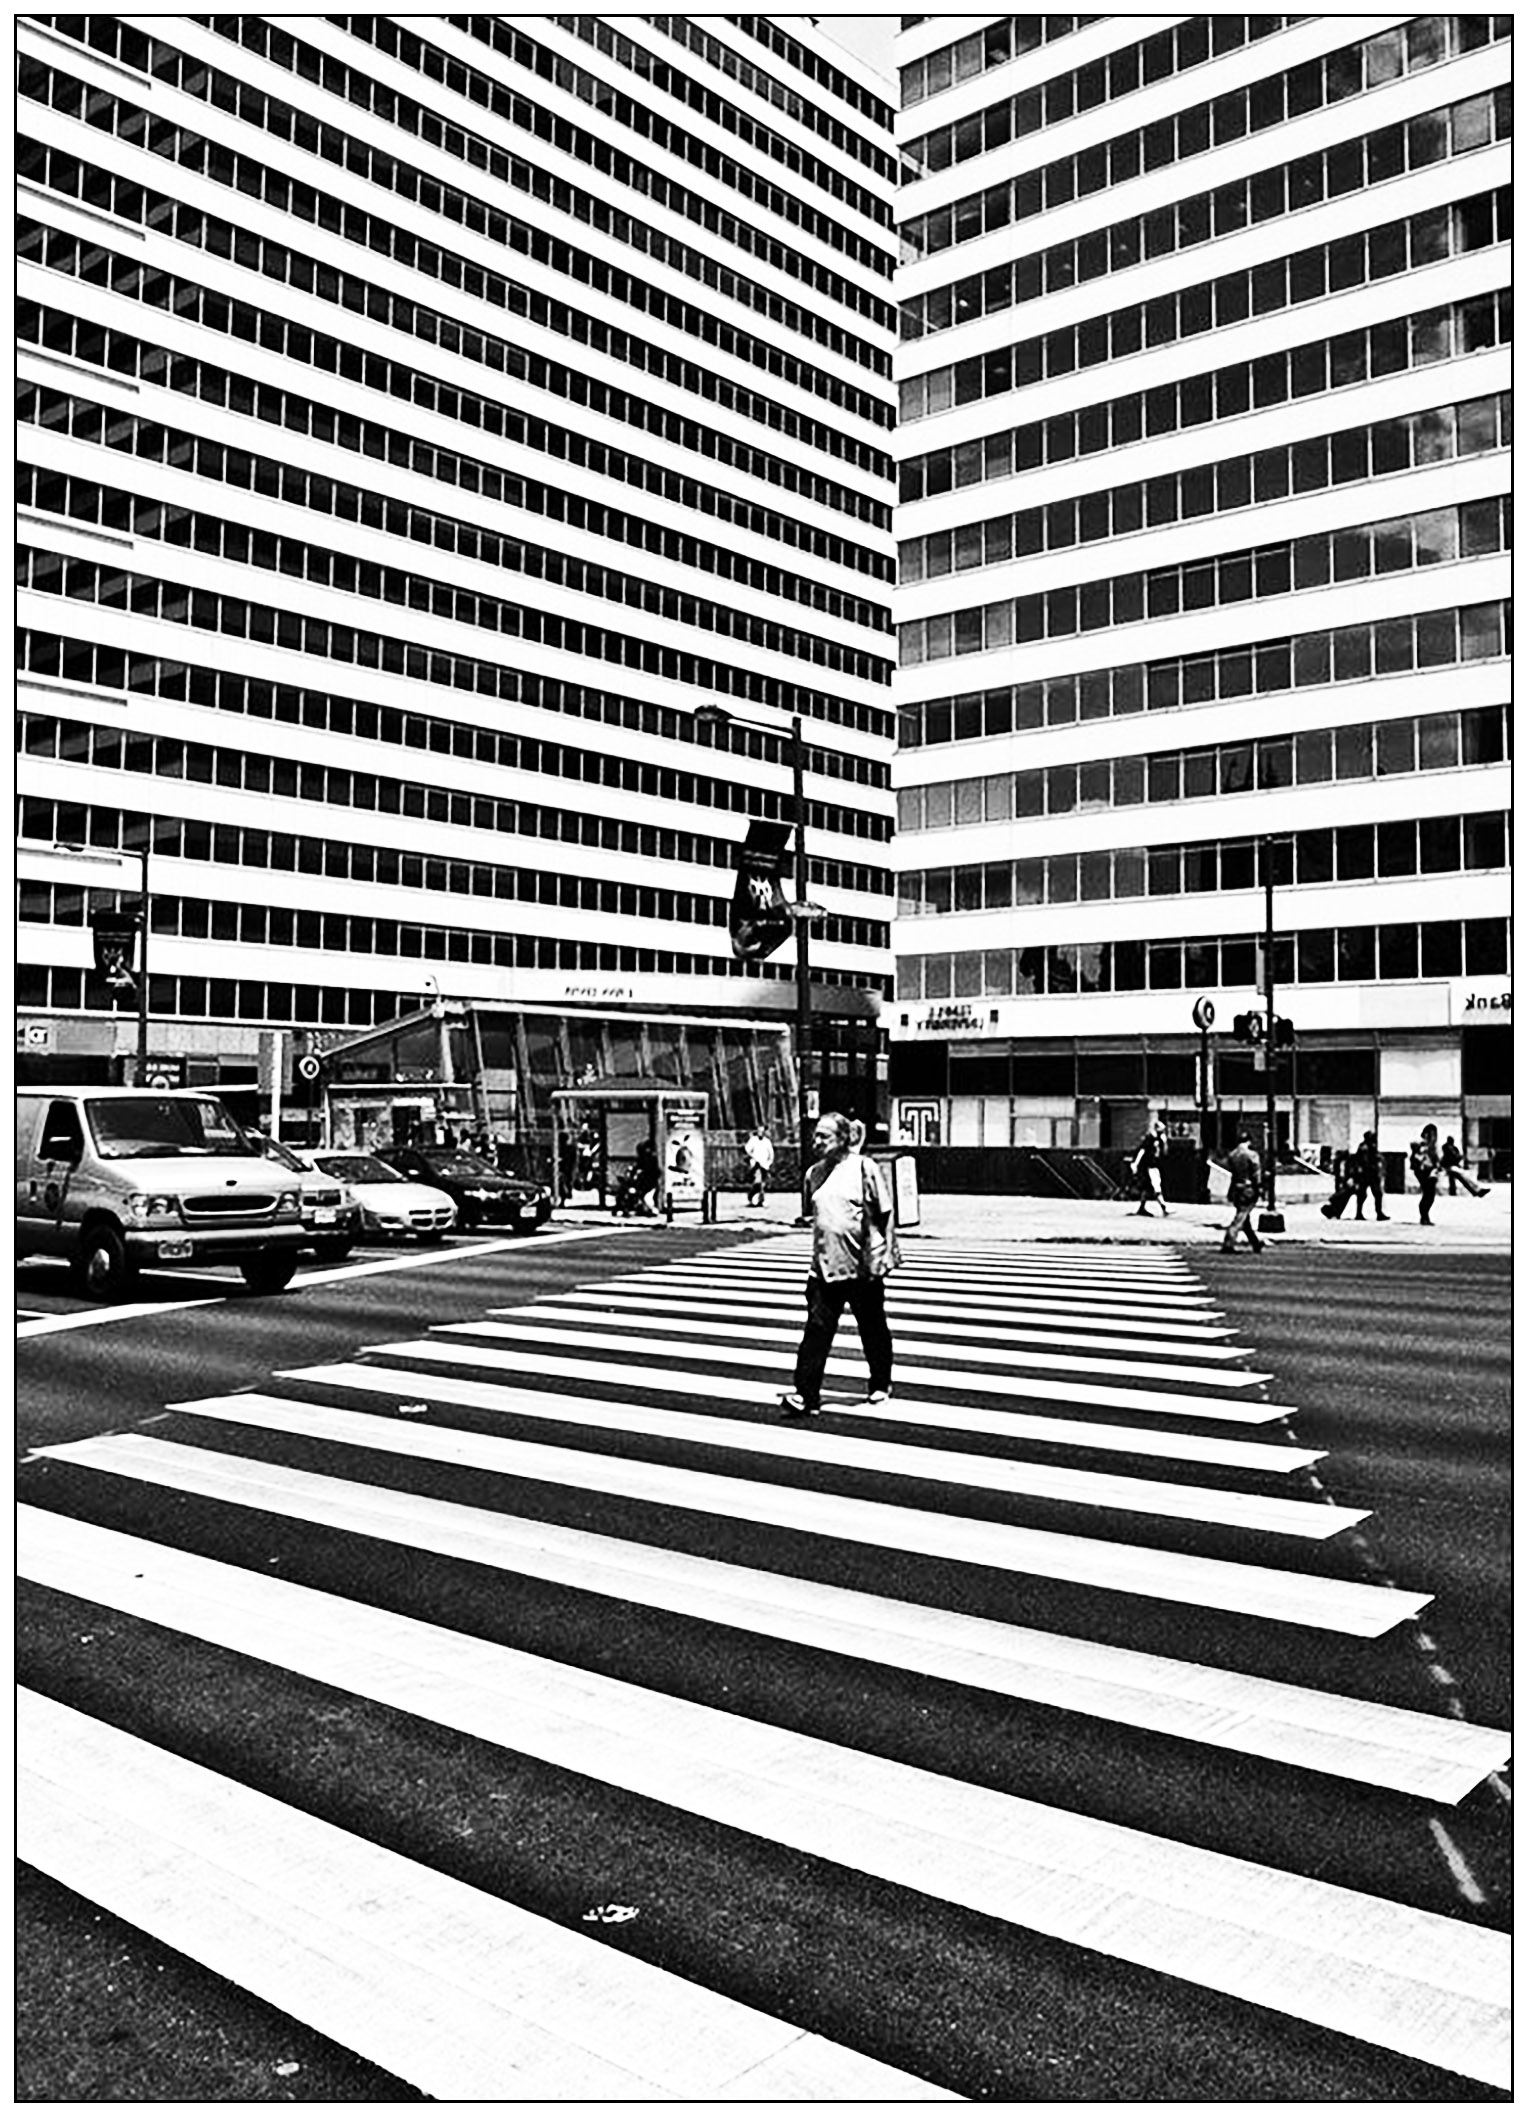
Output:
[1262, 838, 1280, 1226]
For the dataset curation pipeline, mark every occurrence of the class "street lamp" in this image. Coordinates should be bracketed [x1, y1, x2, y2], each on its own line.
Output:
[43, 838, 150, 1084]
[694, 702, 824, 1186]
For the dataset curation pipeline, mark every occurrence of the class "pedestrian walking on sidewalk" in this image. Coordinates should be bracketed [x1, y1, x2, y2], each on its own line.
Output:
[1441, 1135, 1489, 1198]
[743, 1125, 774, 1209]
[1129, 1122, 1169, 1217]
[1221, 1131, 1265, 1254]
[781, 1111, 896, 1418]
[1410, 1126, 1442, 1225]
[1324, 1131, 1387, 1221]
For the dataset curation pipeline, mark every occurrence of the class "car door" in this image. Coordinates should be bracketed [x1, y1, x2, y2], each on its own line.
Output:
[18, 1098, 86, 1258]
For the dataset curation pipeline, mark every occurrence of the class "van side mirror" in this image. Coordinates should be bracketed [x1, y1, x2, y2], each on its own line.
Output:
[41, 1130, 82, 1165]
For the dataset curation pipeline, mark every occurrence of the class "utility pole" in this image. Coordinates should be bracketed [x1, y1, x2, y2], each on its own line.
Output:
[135, 838, 150, 1087]
[1260, 836, 1284, 1234]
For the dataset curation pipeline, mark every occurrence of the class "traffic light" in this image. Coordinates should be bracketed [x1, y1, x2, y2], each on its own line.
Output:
[1232, 1011, 1265, 1044]
[1271, 1016, 1295, 1048]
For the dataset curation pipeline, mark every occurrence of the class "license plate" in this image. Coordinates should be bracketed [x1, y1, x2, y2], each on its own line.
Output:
[157, 1238, 193, 1261]
[311, 1208, 337, 1226]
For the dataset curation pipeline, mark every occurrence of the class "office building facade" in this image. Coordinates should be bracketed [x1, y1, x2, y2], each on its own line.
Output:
[16, 14, 897, 1140]
[889, 15, 1511, 1169]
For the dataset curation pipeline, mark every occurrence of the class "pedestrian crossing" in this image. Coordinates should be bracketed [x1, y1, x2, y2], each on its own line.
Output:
[17, 1231, 1511, 2098]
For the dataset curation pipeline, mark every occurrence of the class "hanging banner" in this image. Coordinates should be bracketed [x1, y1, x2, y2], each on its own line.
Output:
[729, 820, 793, 961]
[89, 908, 140, 991]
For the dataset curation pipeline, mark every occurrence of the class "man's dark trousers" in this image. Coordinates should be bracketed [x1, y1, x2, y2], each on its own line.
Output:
[793, 1272, 892, 1406]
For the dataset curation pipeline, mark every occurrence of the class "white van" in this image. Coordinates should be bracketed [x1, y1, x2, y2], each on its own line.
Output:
[16, 1086, 306, 1299]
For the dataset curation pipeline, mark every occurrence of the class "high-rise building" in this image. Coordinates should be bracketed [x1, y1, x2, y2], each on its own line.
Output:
[889, 15, 1511, 1172]
[16, 14, 897, 1143]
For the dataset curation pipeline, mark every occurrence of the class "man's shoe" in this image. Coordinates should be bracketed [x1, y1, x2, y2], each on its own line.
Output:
[1376, 1213, 1389, 1220]
[1220, 1243, 1236, 1254]
[866, 1388, 891, 1405]
[780, 1392, 818, 1419]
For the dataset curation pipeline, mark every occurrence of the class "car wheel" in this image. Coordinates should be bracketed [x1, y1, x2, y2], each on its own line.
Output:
[313, 1237, 354, 1262]
[72, 1221, 136, 1301]
[240, 1252, 298, 1294]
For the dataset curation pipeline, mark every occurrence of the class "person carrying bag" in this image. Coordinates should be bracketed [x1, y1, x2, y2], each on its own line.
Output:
[781, 1113, 896, 1418]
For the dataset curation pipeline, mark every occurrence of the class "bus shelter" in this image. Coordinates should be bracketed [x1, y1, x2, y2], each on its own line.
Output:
[551, 1077, 709, 1216]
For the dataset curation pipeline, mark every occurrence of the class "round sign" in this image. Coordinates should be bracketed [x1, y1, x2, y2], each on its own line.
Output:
[296, 1054, 322, 1082]
[146, 1070, 176, 1091]
[1191, 997, 1216, 1031]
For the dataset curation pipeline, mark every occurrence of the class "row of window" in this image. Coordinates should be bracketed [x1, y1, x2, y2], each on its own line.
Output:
[900, 14, 1097, 108]
[196, 12, 894, 284]
[900, 812, 1510, 919]
[899, 917, 1509, 1004]
[21, 468, 894, 686]
[900, 501, 1509, 666]
[19, 870, 884, 961]
[575, 14, 897, 185]
[16, 256, 889, 577]
[16, 630, 891, 832]
[901, 393, 1508, 584]
[15, 937, 888, 1034]
[50, 9, 893, 247]
[15, 176, 889, 534]
[14, 798, 887, 958]
[902, 24, 1510, 262]
[897, 602, 1510, 746]
[901, 284, 1508, 469]
[21, 386, 890, 636]
[720, 15, 896, 143]
[900, 219, 1507, 432]
[16, 704, 888, 882]
[897, 703, 1508, 835]
[18, 87, 890, 468]
[903, 17, 1300, 171]
[17, 554, 896, 746]
[899, 150, 1509, 343]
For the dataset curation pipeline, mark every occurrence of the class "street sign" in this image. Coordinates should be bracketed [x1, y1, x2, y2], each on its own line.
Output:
[16, 1022, 54, 1052]
[1191, 997, 1215, 1031]
[296, 1054, 323, 1083]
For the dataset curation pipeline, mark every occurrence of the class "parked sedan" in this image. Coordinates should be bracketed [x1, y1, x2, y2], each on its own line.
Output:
[306, 1151, 457, 1242]
[248, 1133, 360, 1261]
[387, 1146, 553, 1233]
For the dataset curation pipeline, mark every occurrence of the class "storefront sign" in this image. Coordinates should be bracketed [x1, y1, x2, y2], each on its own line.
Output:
[1451, 979, 1510, 1024]
[911, 1002, 988, 1035]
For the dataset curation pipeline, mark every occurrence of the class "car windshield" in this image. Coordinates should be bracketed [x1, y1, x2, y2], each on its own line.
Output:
[426, 1154, 499, 1178]
[86, 1095, 251, 1160]
[316, 1154, 399, 1183]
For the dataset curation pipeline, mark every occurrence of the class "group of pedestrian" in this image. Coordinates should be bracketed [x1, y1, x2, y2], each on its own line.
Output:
[1322, 1125, 1488, 1226]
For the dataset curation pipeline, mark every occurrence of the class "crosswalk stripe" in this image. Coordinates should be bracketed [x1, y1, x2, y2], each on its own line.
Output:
[23, 1503, 1502, 1802]
[107, 1393, 1414, 1631]
[331, 1349, 1312, 1476]
[652, 1258, 1218, 1311]
[507, 1299, 1252, 1369]
[19, 1688, 946, 2102]
[447, 1315, 1268, 1393]
[281, 1357, 1350, 1537]
[366, 1329, 1295, 1424]
[16, 1562, 1509, 2089]
[574, 1282, 1238, 1342]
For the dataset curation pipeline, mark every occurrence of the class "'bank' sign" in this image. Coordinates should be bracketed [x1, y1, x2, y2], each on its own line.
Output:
[1450, 980, 1510, 1024]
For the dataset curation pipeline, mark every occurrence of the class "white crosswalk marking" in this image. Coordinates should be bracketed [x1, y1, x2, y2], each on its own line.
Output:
[18, 1233, 1510, 2096]
[15, 1540, 1509, 2092]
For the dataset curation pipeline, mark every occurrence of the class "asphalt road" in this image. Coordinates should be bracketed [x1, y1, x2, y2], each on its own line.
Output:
[16, 1223, 1511, 2101]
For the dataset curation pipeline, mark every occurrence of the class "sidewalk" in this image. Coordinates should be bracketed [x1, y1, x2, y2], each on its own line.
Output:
[553, 1186, 1512, 1252]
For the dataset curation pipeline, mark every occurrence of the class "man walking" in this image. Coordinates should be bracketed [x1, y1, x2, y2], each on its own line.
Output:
[1221, 1130, 1265, 1254]
[743, 1125, 775, 1209]
[1410, 1125, 1442, 1226]
[1129, 1121, 1169, 1217]
[1348, 1130, 1388, 1222]
[781, 1111, 895, 1418]
[1440, 1135, 1489, 1198]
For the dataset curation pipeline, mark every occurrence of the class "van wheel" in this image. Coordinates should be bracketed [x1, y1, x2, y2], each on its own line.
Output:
[240, 1253, 298, 1294]
[73, 1223, 135, 1301]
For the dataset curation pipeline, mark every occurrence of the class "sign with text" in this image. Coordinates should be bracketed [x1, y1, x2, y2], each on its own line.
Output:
[1451, 979, 1510, 1025]
[728, 820, 794, 961]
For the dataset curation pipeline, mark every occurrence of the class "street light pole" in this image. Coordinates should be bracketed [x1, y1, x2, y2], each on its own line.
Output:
[135, 838, 150, 1088]
[694, 702, 819, 1188]
[788, 712, 814, 1187]
[1260, 834, 1284, 1233]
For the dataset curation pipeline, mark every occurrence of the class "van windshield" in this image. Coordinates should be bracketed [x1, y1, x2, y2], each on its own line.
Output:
[85, 1096, 252, 1160]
